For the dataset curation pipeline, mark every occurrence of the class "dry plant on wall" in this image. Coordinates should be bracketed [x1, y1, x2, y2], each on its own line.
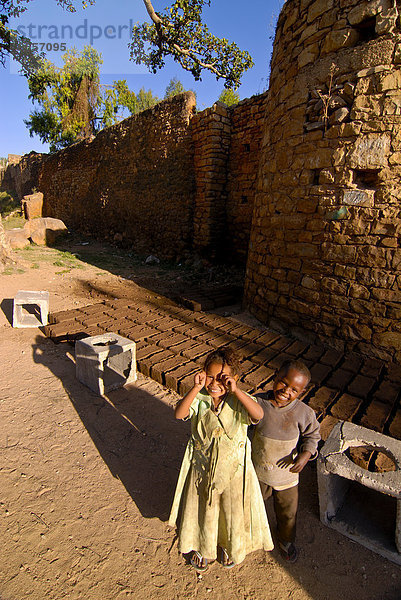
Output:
[316, 63, 338, 132]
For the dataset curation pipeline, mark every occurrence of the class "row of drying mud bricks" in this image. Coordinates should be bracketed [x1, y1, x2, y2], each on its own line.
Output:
[43, 299, 401, 443]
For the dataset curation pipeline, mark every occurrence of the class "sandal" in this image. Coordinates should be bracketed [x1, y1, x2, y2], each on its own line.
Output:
[190, 550, 208, 572]
[279, 541, 298, 563]
[218, 546, 236, 569]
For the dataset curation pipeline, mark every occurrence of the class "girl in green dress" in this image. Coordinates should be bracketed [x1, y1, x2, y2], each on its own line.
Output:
[169, 348, 273, 571]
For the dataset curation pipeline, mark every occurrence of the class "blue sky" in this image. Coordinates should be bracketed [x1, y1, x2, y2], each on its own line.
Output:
[0, 0, 284, 157]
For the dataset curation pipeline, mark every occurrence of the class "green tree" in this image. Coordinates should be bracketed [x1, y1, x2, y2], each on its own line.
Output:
[1, 1, 253, 87]
[25, 46, 103, 151]
[218, 88, 240, 106]
[25, 47, 161, 150]
[164, 77, 185, 98]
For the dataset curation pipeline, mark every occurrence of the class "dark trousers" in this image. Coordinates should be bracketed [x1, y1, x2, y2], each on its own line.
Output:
[259, 481, 298, 544]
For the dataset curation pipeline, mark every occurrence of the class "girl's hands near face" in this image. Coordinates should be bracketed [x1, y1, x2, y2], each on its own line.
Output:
[220, 373, 237, 393]
[194, 371, 207, 389]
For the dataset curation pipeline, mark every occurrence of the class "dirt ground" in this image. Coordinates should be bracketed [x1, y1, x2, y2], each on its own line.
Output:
[0, 237, 400, 600]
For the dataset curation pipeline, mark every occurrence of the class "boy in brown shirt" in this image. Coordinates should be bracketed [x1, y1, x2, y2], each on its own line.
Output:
[251, 360, 320, 563]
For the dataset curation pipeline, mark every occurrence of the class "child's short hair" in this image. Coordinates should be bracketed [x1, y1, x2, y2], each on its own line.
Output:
[203, 347, 241, 376]
[278, 359, 311, 385]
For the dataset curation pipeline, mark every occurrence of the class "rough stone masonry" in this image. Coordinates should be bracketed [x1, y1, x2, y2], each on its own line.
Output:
[245, 0, 401, 364]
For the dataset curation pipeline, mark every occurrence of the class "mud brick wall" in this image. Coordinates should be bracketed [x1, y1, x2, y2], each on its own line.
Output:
[39, 92, 197, 260]
[190, 102, 231, 259]
[225, 92, 269, 263]
[245, 0, 401, 363]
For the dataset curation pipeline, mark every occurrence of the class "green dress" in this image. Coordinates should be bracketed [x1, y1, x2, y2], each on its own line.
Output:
[169, 389, 273, 564]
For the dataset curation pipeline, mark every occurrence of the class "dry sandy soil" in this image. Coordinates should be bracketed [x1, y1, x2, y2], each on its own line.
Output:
[0, 236, 400, 600]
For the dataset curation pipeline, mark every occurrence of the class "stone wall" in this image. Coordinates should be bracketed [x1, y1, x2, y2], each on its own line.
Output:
[1, 152, 45, 200]
[244, 0, 401, 362]
[39, 92, 197, 260]
[191, 102, 231, 259]
[3, 93, 264, 265]
[225, 92, 268, 263]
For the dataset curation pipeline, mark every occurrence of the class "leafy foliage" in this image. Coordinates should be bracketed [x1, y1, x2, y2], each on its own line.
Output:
[164, 76, 185, 98]
[131, 0, 254, 89]
[218, 87, 240, 106]
[25, 46, 161, 151]
[25, 46, 102, 151]
[2, 0, 254, 89]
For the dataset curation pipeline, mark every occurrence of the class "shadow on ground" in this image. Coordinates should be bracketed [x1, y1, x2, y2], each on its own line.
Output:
[1, 298, 13, 325]
[32, 334, 190, 521]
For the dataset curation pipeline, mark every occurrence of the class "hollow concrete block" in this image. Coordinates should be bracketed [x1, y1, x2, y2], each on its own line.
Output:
[75, 333, 137, 395]
[13, 290, 49, 328]
[318, 421, 401, 564]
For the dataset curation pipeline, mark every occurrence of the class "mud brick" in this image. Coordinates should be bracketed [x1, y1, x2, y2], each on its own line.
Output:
[137, 349, 172, 377]
[310, 363, 331, 385]
[177, 373, 198, 396]
[150, 353, 182, 384]
[254, 379, 274, 395]
[319, 415, 340, 442]
[347, 374, 376, 398]
[222, 338, 248, 353]
[163, 333, 191, 348]
[102, 307, 122, 319]
[157, 317, 185, 330]
[360, 400, 393, 433]
[226, 324, 252, 338]
[320, 348, 343, 368]
[135, 344, 164, 362]
[326, 368, 355, 391]
[193, 313, 219, 326]
[214, 321, 243, 335]
[235, 341, 261, 360]
[146, 331, 174, 346]
[271, 337, 292, 351]
[389, 409, 401, 440]
[68, 329, 90, 343]
[255, 331, 281, 346]
[165, 362, 199, 392]
[252, 346, 278, 365]
[240, 360, 257, 377]
[43, 320, 77, 340]
[97, 317, 120, 330]
[173, 323, 196, 335]
[302, 345, 325, 362]
[286, 340, 309, 357]
[241, 328, 266, 342]
[347, 447, 372, 470]
[118, 324, 158, 340]
[181, 343, 213, 360]
[79, 302, 107, 314]
[195, 331, 220, 344]
[171, 339, 200, 355]
[244, 365, 275, 388]
[83, 326, 106, 337]
[342, 352, 364, 374]
[50, 308, 82, 323]
[373, 380, 400, 405]
[308, 387, 339, 413]
[206, 333, 235, 349]
[187, 325, 211, 338]
[103, 299, 136, 310]
[202, 315, 229, 329]
[373, 452, 396, 473]
[330, 393, 363, 421]
[240, 381, 256, 394]
[267, 353, 292, 371]
[360, 357, 384, 379]
[385, 363, 401, 384]
[79, 314, 107, 328]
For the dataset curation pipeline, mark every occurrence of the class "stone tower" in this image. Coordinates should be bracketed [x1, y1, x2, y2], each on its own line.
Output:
[244, 0, 401, 362]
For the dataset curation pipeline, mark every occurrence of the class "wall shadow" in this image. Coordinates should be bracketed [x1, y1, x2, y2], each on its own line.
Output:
[32, 335, 190, 521]
[1, 298, 14, 325]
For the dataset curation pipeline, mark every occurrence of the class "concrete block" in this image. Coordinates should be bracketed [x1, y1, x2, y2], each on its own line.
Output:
[75, 333, 136, 395]
[318, 421, 401, 565]
[13, 290, 49, 328]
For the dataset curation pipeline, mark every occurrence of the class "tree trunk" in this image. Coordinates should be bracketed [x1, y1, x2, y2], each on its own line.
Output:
[0, 214, 15, 272]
